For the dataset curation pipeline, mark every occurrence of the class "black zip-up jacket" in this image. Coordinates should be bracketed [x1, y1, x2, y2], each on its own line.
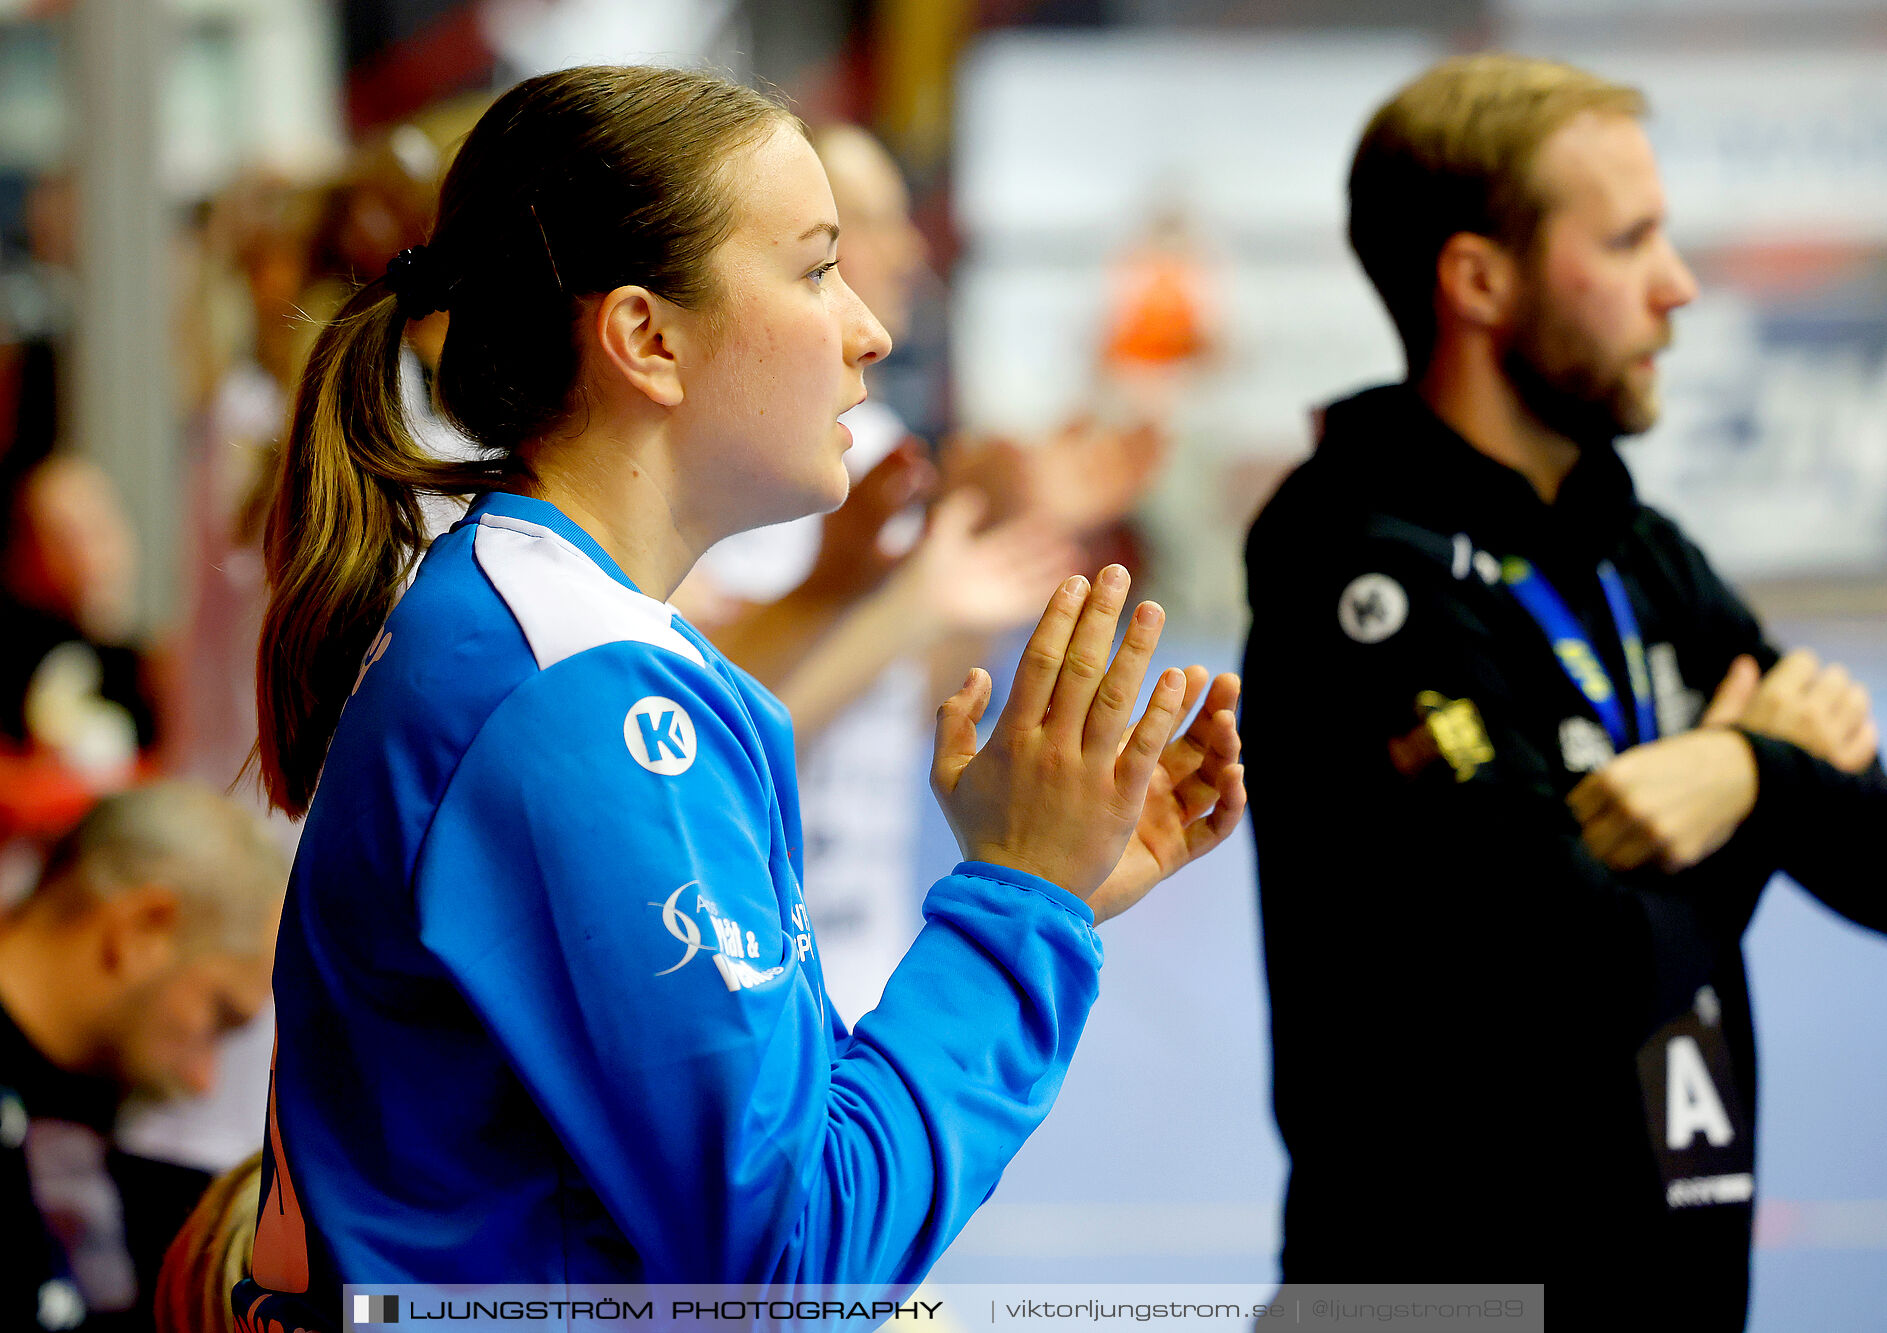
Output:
[1240, 383, 1885, 1326]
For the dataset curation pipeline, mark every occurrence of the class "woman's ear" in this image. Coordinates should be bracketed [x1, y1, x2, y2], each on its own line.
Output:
[594, 285, 686, 408]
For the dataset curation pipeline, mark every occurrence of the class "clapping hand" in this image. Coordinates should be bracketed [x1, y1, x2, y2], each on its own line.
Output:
[802, 441, 935, 602]
[1086, 666, 1243, 923]
[930, 565, 1245, 921]
[942, 419, 1170, 539]
[893, 488, 1076, 639]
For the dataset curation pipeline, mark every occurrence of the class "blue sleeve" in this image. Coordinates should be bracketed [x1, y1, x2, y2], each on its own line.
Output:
[411, 643, 1103, 1285]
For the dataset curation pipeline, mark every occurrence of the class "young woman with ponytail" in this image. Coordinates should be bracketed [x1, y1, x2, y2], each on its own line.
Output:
[238, 66, 1245, 1323]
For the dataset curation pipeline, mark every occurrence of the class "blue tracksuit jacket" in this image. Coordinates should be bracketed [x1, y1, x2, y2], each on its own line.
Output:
[241, 492, 1103, 1320]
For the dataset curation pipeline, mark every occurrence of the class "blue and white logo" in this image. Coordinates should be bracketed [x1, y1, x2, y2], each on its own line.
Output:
[650, 881, 785, 992]
[653, 881, 709, 975]
[624, 696, 696, 775]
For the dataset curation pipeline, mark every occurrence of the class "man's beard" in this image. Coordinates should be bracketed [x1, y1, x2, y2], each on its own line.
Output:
[1503, 307, 1662, 448]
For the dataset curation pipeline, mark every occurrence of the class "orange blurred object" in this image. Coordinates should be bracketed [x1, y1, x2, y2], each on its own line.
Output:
[1104, 250, 1211, 368]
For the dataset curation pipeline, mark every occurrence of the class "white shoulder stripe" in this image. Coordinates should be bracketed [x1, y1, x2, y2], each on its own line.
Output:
[472, 514, 705, 670]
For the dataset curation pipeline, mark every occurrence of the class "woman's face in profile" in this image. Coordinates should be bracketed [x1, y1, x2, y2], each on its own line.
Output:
[668, 125, 893, 537]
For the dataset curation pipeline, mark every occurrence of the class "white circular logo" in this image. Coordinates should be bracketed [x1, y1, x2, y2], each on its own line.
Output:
[624, 696, 697, 775]
[1338, 573, 1408, 644]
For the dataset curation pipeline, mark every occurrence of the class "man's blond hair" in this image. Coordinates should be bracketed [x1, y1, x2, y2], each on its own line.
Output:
[28, 781, 286, 956]
[1348, 53, 1646, 371]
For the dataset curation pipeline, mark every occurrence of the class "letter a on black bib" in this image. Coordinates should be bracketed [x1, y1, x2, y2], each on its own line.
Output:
[1636, 992, 1754, 1211]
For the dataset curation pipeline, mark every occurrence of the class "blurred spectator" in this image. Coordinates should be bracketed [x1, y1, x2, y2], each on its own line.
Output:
[0, 782, 285, 1333]
[1, 172, 79, 546]
[814, 126, 929, 353]
[172, 172, 323, 791]
[152, 1151, 261, 1333]
[4, 454, 139, 651]
[0, 456, 159, 844]
[0, 337, 59, 513]
[299, 126, 441, 321]
[294, 121, 484, 538]
[176, 120, 482, 790]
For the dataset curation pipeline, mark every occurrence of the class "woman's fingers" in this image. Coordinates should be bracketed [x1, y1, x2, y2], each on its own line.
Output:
[1081, 599, 1166, 757]
[1120, 664, 1208, 757]
[998, 574, 1090, 732]
[1171, 707, 1242, 820]
[1166, 673, 1242, 773]
[1184, 764, 1247, 860]
[1115, 667, 1189, 801]
[1175, 664, 1210, 720]
[1199, 671, 1241, 722]
[1188, 676, 1242, 760]
[1045, 564, 1132, 742]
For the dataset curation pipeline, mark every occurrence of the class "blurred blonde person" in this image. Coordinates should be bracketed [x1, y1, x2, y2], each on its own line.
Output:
[153, 1151, 263, 1333]
[0, 457, 156, 844]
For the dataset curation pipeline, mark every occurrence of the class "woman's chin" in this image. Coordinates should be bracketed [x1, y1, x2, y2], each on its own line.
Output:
[815, 469, 852, 515]
[753, 469, 849, 529]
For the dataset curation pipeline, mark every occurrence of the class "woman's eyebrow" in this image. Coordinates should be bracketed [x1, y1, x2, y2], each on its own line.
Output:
[798, 221, 840, 244]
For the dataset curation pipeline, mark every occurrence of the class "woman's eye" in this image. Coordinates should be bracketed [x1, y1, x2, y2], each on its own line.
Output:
[809, 261, 838, 286]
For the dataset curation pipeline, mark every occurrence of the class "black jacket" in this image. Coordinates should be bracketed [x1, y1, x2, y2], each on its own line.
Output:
[1240, 384, 1884, 1324]
[1, 1002, 209, 1333]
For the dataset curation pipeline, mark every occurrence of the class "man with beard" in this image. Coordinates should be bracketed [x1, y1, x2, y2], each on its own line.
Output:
[1240, 54, 1886, 1324]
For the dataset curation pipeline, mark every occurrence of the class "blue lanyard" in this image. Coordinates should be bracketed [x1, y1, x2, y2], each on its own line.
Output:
[1501, 556, 1657, 751]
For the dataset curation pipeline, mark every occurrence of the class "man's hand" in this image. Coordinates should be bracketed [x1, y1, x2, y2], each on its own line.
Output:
[1568, 646, 1881, 873]
[1709, 650, 1879, 773]
[1568, 729, 1757, 873]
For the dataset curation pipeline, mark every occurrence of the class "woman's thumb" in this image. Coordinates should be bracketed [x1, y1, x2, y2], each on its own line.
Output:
[930, 667, 991, 794]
